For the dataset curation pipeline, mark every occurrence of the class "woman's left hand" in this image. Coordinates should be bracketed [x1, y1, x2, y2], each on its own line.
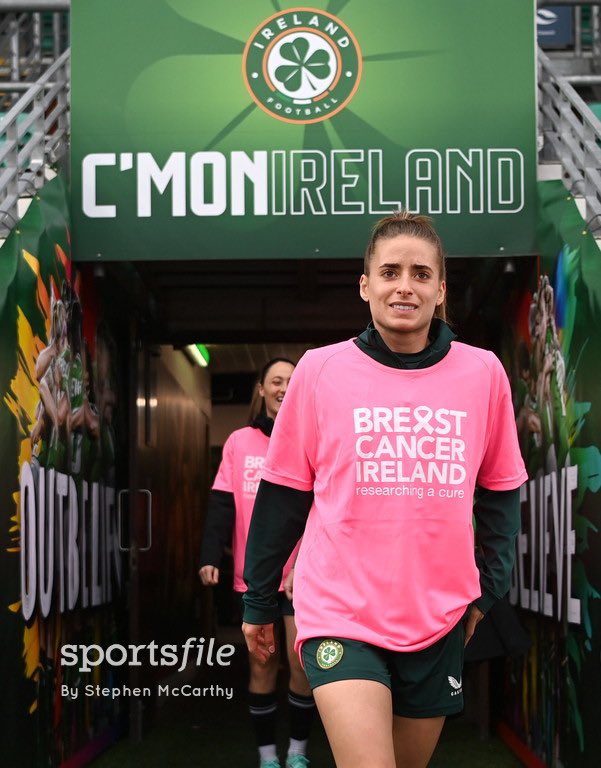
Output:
[283, 568, 295, 601]
[463, 605, 484, 646]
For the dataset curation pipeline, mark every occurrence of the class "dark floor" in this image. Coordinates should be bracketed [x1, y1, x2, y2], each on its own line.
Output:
[90, 637, 523, 768]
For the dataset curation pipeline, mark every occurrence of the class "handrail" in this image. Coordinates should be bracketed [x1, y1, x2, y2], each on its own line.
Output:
[0, 10, 69, 98]
[0, 48, 69, 237]
[1, 2, 69, 10]
[538, 47, 601, 228]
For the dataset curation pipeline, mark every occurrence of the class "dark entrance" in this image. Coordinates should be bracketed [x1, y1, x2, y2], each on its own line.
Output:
[98, 252, 535, 743]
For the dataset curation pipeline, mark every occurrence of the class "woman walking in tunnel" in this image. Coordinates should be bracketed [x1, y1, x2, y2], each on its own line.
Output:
[242, 212, 527, 768]
[199, 358, 315, 768]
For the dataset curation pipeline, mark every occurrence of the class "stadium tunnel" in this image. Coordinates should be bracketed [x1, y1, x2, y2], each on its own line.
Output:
[81, 251, 535, 761]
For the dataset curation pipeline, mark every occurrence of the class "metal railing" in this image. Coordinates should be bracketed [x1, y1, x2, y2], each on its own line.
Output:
[0, 47, 69, 236]
[0, 9, 69, 109]
[0, 12, 43, 85]
[538, 46, 601, 228]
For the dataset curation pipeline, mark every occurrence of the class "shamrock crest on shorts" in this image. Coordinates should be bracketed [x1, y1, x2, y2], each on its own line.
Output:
[316, 640, 344, 669]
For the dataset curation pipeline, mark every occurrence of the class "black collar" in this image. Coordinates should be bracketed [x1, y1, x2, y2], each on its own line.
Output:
[354, 319, 457, 369]
[250, 413, 274, 436]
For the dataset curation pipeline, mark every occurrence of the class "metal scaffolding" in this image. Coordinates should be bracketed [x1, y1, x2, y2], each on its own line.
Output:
[0, 48, 69, 237]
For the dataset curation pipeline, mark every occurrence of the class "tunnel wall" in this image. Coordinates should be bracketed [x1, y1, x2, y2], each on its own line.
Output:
[500, 180, 601, 767]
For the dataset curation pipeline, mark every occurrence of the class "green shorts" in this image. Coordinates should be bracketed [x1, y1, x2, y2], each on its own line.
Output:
[238, 591, 294, 618]
[301, 621, 465, 718]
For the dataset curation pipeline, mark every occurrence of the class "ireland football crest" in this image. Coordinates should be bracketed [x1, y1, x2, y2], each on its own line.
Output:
[243, 7, 362, 124]
[316, 639, 344, 669]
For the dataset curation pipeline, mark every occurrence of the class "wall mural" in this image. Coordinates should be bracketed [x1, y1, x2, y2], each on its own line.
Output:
[502, 181, 601, 768]
[0, 178, 124, 767]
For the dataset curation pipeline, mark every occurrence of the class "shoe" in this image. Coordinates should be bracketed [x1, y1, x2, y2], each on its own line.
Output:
[260, 760, 281, 768]
[286, 756, 310, 768]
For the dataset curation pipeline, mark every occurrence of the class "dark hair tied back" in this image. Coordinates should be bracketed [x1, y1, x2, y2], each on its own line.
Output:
[259, 357, 295, 385]
[364, 210, 447, 321]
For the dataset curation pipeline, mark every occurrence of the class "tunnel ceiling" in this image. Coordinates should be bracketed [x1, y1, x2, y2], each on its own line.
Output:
[100, 255, 534, 353]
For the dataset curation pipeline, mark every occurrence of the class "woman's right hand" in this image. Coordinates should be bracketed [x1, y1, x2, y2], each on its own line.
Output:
[198, 565, 220, 585]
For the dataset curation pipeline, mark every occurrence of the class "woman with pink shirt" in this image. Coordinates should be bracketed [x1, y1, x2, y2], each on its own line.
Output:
[242, 212, 527, 768]
[199, 358, 314, 768]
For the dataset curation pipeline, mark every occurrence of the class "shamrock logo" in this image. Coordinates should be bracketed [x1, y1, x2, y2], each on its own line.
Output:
[316, 639, 343, 668]
[274, 37, 332, 93]
[322, 645, 336, 661]
[242, 7, 362, 123]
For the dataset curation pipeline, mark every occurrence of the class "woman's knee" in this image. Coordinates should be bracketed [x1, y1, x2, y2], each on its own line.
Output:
[248, 650, 279, 692]
[288, 655, 311, 695]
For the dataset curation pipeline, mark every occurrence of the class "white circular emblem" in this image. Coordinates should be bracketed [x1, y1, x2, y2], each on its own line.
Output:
[316, 639, 344, 669]
[243, 7, 362, 125]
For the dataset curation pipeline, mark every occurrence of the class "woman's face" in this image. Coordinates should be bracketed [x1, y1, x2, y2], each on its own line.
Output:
[359, 234, 445, 353]
[259, 361, 295, 420]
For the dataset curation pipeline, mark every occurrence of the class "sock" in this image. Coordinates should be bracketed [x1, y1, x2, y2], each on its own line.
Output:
[248, 690, 278, 753]
[258, 744, 278, 762]
[288, 689, 316, 751]
[287, 737, 308, 757]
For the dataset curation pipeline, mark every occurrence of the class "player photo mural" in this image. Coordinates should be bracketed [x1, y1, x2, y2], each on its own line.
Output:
[1, 178, 124, 765]
[502, 178, 601, 765]
[21, 281, 122, 625]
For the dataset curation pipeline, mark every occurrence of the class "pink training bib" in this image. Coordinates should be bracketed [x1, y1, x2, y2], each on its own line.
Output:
[261, 340, 527, 652]
[213, 426, 299, 592]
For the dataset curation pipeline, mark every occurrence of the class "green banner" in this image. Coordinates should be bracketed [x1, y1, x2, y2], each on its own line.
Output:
[71, 0, 537, 261]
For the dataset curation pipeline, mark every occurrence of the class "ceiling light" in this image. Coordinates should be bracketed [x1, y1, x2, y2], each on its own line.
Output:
[185, 343, 210, 367]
